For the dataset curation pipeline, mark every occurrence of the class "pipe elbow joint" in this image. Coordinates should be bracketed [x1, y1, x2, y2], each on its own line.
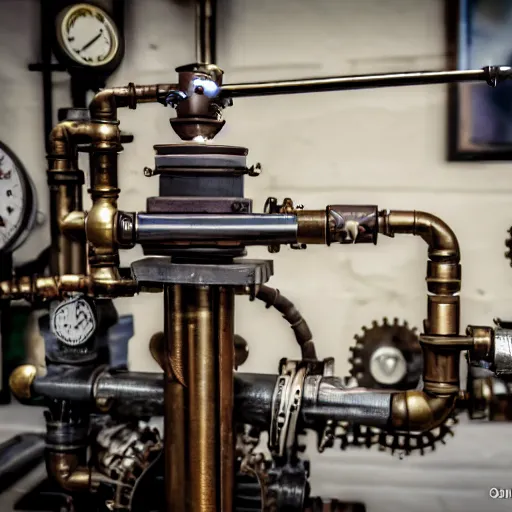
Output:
[390, 390, 456, 432]
[46, 452, 94, 493]
[381, 210, 460, 262]
[413, 211, 460, 262]
[89, 89, 117, 121]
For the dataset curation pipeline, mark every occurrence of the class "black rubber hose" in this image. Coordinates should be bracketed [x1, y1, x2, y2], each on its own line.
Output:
[255, 285, 317, 360]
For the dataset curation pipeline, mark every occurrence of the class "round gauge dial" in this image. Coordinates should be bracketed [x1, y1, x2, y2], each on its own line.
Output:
[55, 3, 122, 69]
[51, 296, 97, 347]
[0, 142, 36, 253]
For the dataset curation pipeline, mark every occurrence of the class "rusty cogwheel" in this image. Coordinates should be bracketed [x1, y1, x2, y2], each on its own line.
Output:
[348, 317, 422, 391]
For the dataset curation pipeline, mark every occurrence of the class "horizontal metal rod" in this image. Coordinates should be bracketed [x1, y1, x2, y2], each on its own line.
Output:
[134, 213, 298, 244]
[95, 371, 164, 400]
[33, 369, 391, 428]
[219, 66, 510, 98]
[303, 377, 392, 427]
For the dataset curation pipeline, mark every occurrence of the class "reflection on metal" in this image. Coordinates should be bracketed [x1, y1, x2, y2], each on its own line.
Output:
[4, 17, 512, 511]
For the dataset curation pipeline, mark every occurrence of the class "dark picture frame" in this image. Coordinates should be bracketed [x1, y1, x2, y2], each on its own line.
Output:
[447, 0, 512, 161]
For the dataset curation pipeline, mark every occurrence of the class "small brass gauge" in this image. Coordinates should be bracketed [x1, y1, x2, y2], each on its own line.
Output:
[54, 3, 124, 73]
[0, 141, 37, 254]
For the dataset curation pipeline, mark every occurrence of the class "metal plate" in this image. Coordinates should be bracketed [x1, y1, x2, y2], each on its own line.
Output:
[154, 144, 248, 169]
[131, 257, 273, 286]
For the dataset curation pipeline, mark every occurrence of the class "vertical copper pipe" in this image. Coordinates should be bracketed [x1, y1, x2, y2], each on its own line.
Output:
[164, 285, 186, 512]
[188, 286, 217, 512]
[218, 286, 234, 512]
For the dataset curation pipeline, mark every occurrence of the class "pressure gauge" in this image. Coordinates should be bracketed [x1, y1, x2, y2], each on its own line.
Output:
[51, 296, 97, 347]
[54, 3, 124, 73]
[0, 141, 37, 254]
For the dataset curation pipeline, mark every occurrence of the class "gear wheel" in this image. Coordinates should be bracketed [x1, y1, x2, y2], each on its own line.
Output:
[349, 317, 422, 390]
[344, 318, 458, 456]
[375, 413, 458, 457]
[505, 228, 512, 265]
[331, 414, 458, 457]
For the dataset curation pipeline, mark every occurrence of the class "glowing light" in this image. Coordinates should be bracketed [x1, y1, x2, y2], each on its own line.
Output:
[192, 77, 219, 98]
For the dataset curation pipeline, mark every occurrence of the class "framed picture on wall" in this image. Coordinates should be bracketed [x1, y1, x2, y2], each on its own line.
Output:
[447, 0, 512, 160]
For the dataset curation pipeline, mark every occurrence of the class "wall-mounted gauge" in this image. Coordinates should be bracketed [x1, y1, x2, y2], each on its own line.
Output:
[54, 3, 124, 74]
[0, 141, 37, 254]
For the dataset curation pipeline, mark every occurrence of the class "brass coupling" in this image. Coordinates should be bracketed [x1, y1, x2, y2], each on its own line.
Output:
[296, 205, 379, 245]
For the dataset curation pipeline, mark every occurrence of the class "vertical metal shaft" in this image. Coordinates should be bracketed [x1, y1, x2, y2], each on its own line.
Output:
[218, 287, 235, 512]
[164, 285, 186, 512]
[196, 0, 216, 64]
[188, 286, 217, 512]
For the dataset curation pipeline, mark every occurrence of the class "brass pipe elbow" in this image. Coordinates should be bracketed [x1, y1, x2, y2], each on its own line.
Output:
[89, 83, 178, 121]
[46, 451, 98, 493]
[390, 391, 456, 431]
[379, 210, 460, 262]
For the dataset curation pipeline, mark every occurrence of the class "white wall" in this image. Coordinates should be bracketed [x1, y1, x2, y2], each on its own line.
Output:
[3, 0, 512, 510]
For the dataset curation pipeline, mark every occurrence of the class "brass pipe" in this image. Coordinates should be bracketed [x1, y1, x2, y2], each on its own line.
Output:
[379, 210, 463, 430]
[164, 285, 186, 512]
[83, 84, 176, 290]
[187, 286, 217, 512]
[45, 451, 99, 493]
[47, 121, 93, 276]
[0, 273, 136, 300]
[218, 286, 234, 512]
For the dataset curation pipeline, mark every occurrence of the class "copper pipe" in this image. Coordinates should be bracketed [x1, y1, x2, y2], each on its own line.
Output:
[188, 286, 217, 512]
[218, 286, 234, 512]
[379, 210, 462, 430]
[164, 285, 186, 512]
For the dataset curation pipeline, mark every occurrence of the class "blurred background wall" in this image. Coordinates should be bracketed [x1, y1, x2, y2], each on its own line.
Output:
[2, 0, 512, 510]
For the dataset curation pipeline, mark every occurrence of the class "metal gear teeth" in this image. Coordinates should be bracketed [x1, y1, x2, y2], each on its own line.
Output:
[505, 228, 512, 266]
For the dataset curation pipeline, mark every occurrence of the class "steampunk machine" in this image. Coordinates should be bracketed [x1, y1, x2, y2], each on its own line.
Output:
[5, 3, 512, 512]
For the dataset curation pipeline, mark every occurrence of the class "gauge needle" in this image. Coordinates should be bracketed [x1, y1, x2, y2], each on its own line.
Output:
[77, 29, 103, 53]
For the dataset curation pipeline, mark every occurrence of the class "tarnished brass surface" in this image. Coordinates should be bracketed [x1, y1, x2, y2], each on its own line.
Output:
[218, 286, 235, 512]
[296, 210, 327, 244]
[188, 286, 217, 512]
[9, 364, 37, 400]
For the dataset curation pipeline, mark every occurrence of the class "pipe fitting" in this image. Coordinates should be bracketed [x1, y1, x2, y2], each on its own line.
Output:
[390, 391, 456, 431]
[379, 209, 463, 427]
[45, 451, 97, 492]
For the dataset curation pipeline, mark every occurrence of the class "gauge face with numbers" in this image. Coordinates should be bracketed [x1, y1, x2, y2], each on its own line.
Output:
[51, 296, 97, 347]
[0, 142, 36, 253]
[56, 3, 122, 69]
